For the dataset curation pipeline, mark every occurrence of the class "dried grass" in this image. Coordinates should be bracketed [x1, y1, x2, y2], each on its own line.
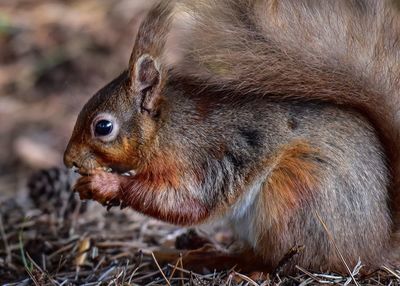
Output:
[0, 188, 399, 285]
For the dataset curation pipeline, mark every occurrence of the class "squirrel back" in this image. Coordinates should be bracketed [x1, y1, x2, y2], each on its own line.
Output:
[173, 0, 400, 228]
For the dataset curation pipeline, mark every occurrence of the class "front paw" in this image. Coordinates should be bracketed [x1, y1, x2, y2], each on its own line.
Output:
[73, 171, 122, 207]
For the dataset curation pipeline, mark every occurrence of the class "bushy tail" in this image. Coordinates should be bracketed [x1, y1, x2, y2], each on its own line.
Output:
[175, 0, 400, 226]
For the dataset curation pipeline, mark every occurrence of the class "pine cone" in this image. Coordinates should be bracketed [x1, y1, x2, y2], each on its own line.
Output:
[27, 167, 87, 218]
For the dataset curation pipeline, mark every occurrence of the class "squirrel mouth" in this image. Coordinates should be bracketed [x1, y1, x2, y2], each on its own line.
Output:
[71, 165, 136, 177]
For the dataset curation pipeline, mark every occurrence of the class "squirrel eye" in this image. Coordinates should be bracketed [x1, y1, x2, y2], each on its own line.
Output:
[92, 113, 119, 142]
[95, 120, 113, 136]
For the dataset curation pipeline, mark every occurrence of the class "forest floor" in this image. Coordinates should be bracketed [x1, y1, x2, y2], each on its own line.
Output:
[1, 0, 400, 285]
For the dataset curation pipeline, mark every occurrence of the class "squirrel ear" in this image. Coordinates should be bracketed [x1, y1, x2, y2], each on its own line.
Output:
[126, 1, 174, 113]
[132, 54, 163, 114]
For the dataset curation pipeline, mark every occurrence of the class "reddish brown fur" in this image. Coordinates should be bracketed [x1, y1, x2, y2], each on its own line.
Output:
[264, 141, 319, 212]
[74, 147, 210, 225]
[120, 149, 209, 225]
[64, 0, 398, 274]
[247, 141, 347, 271]
[140, 151, 183, 189]
[120, 176, 209, 225]
[252, 142, 320, 245]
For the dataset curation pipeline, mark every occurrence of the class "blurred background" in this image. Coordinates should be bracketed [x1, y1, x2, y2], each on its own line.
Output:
[0, 2, 236, 283]
[0, 0, 155, 199]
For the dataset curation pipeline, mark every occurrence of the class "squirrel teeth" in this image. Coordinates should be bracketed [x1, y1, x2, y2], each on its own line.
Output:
[98, 166, 135, 176]
[121, 170, 136, 177]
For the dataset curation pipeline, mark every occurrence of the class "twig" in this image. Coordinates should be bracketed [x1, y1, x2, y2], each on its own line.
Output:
[382, 265, 400, 280]
[232, 271, 259, 286]
[151, 252, 171, 286]
[166, 264, 217, 281]
[272, 245, 304, 275]
[315, 211, 360, 286]
[168, 254, 182, 281]
[295, 265, 323, 283]
[26, 252, 58, 286]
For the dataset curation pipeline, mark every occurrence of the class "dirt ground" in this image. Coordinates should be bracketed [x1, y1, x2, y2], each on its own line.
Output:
[1, 1, 400, 285]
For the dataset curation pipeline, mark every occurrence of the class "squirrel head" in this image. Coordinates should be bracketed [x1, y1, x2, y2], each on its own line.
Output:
[64, 54, 167, 175]
[64, 1, 174, 175]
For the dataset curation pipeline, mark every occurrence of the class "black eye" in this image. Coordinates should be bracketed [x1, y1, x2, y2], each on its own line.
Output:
[94, 120, 113, 136]
[92, 113, 119, 142]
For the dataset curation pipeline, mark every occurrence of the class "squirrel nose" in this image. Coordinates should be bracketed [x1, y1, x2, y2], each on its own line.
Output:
[64, 142, 80, 169]
[63, 146, 74, 169]
[64, 141, 96, 172]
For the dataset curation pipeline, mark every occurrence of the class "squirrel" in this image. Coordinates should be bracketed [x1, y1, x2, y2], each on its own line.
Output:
[64, 0, 400, 274]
